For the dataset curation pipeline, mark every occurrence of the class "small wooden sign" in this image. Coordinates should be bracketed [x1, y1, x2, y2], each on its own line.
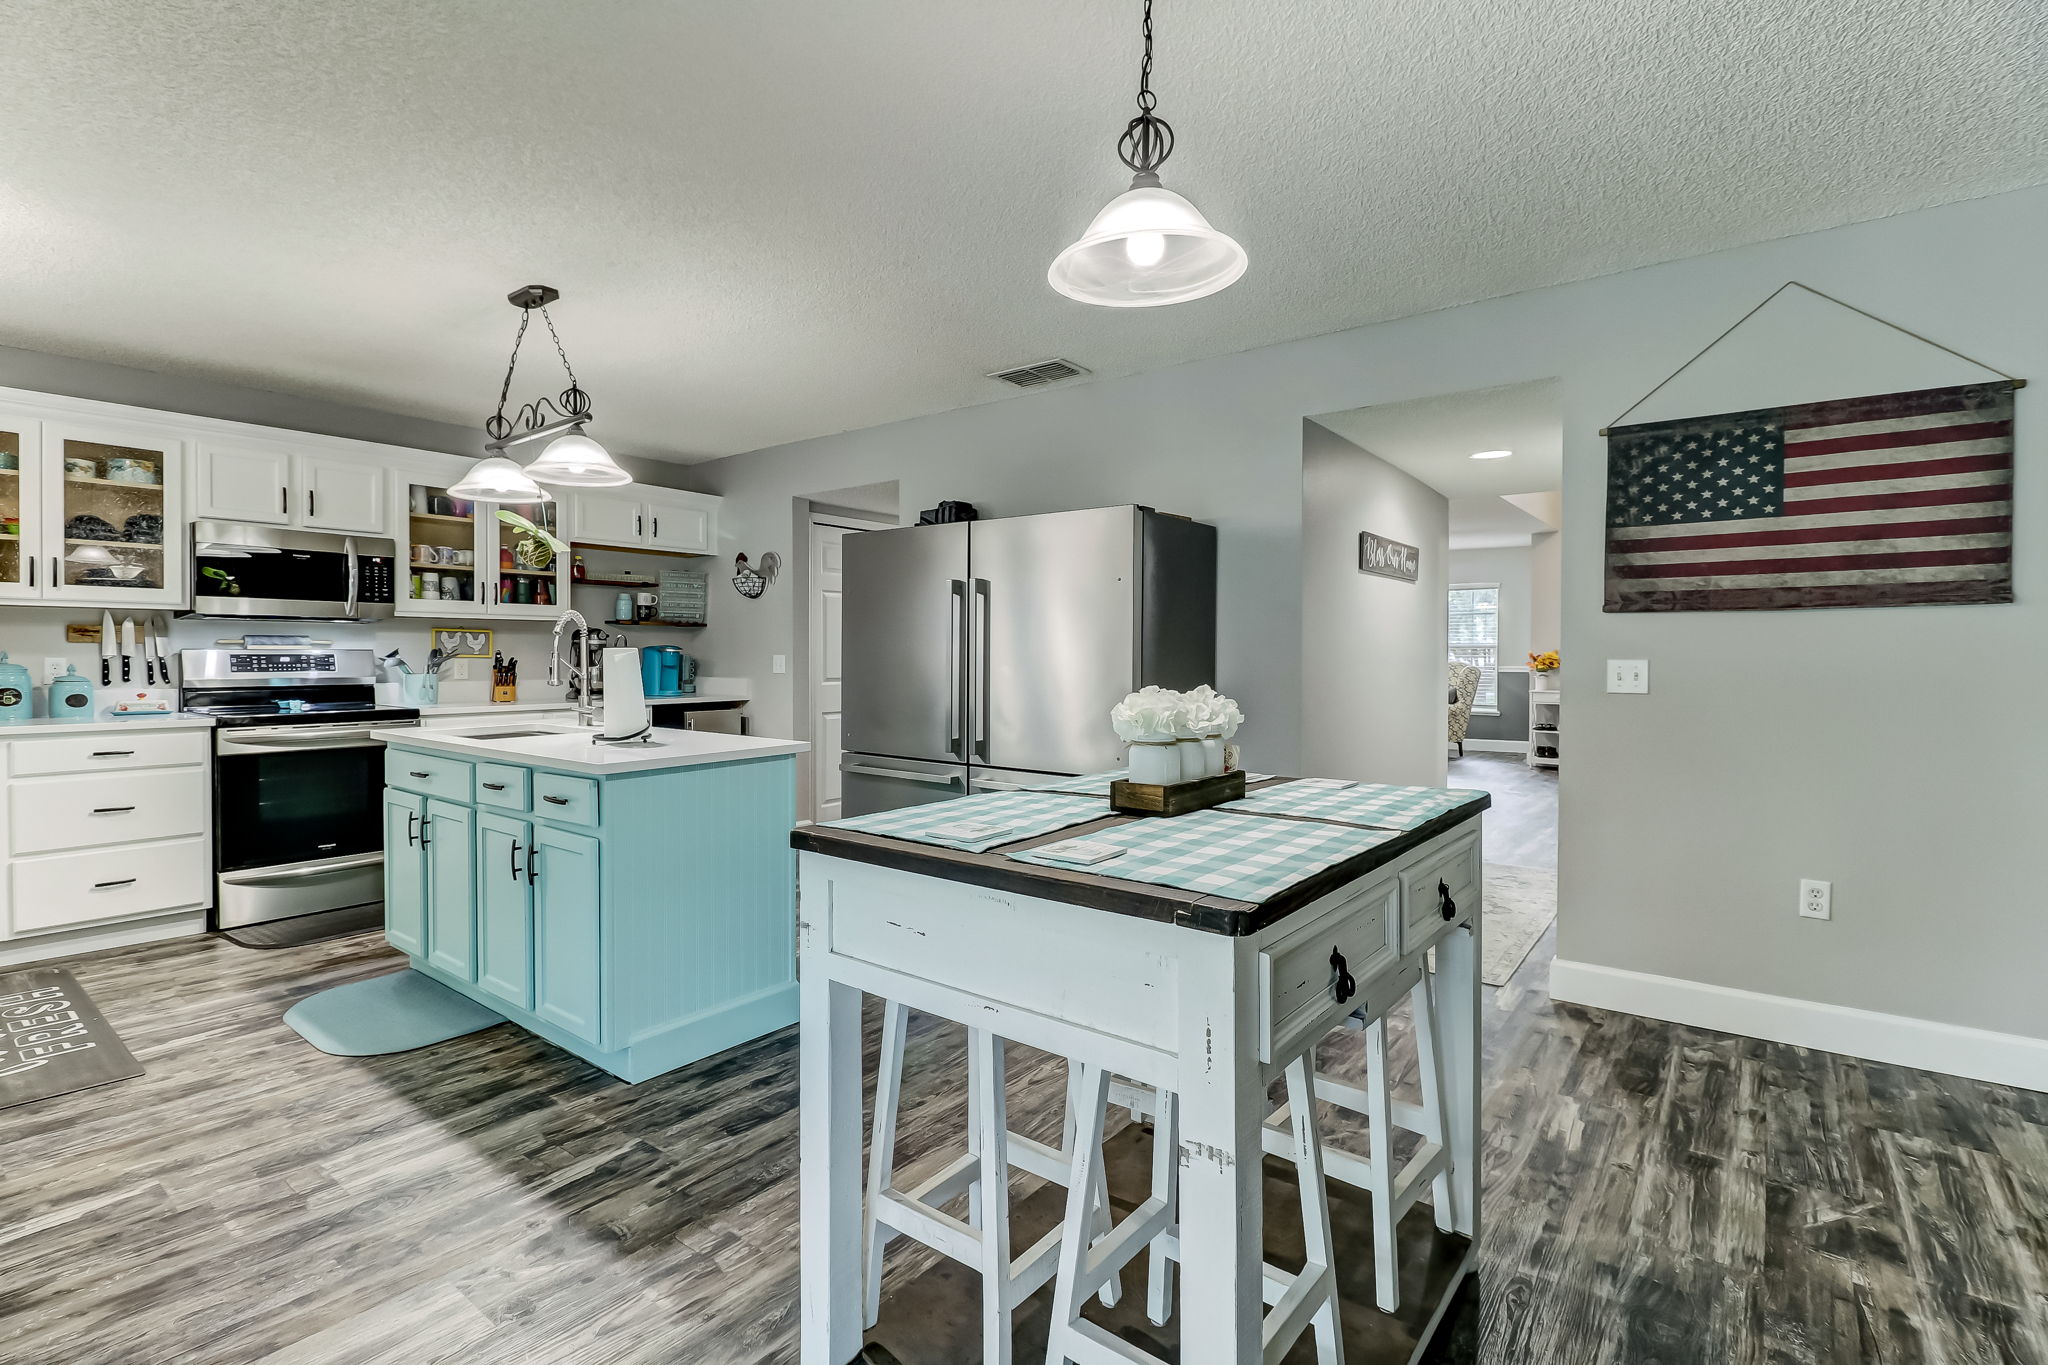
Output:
[1358, 532, 1420, 583]
[66, 623, 103, 644]
[1109, 769, 1247, 818]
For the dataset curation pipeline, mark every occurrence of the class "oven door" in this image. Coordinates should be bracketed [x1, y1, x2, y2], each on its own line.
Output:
[212, 723, 397, 927]
[190, 521, 394, 619]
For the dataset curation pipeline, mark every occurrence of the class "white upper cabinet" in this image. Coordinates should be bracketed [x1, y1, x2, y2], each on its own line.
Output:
[40, 418, 187, 608]
[568, 487, 719, 555]
[192, 443, 387, 535]
[297, 455, 386, 534]
[0, 409, 46, 602]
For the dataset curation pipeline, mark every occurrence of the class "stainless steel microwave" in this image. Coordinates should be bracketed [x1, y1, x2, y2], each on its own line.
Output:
[189, 520, 399, 620]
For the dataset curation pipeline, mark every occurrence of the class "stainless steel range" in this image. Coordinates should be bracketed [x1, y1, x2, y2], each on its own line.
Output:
[181, 647, 419, 929]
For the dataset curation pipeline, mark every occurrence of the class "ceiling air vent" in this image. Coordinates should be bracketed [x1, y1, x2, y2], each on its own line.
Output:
[987, 358, 1091, 389]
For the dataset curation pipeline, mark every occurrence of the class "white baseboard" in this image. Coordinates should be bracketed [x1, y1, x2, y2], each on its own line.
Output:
[0, 911, 208, 969]
[1549, 958, 2048, 1093]
[1459, 739, 1529, 755]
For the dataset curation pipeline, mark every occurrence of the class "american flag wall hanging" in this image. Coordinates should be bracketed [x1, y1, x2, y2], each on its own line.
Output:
[1603, 381, 2017, 612]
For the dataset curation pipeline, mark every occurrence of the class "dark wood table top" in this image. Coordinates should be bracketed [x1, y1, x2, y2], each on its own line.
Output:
[790, 779, 1489, 936]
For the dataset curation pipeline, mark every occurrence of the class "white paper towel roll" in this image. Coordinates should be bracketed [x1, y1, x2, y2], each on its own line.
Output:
[601, 647, 649, 741]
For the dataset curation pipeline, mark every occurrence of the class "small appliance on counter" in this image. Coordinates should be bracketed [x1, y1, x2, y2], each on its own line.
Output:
[0, 653, 32, 724]
[639, 645, 697, 697]
[48, 663, 95, 721]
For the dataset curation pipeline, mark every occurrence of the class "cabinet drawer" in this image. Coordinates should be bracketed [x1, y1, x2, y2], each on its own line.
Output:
[385, 749, 473, 802]
[474, 763, 531, 812]
[10, 836, 211, 936]
[10, 728, 208, 776]
[1258, 869, 1400, 1064]
[1398, 830, 1481, 955]
[11, 768, 207, 854]
[531, 771, 598, 827]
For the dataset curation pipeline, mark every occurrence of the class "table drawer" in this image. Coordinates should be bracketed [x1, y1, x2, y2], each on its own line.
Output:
[385, 750, 474, 802]
[532, 771, 598, 827]
[11, 768, 207, 855]
[9, 728, 208, 776]
[475, 763, 531, 812]
[9, 836, 211, 936]
[1258, 868, 1399, 1064]
[1398, 830, 1481, 955]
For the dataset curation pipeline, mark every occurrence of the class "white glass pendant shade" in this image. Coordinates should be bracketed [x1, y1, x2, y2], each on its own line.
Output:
[1048, 183, 1247, 307]
[448, 455, 553, 503]
[522, 429, 632, 488]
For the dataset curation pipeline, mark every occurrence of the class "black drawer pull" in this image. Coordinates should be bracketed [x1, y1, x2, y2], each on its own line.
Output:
[91, 806, 136, 815]
[542, 794, 569, 805]
[482, 782, 506, 791]
[409, 770, 431, 779]
[1330, 948, 1357, 1004]
[1439, 878, 1457, 922]
[94, 878, 136, 890]
[91, 750, 135, 758]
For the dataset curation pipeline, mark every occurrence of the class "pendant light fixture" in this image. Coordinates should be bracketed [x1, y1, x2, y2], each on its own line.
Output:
[1048, 0, 1246, 308]
[450, 285, 631, 501]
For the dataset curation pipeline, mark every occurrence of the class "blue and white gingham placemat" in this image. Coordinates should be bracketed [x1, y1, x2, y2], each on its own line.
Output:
[1223, 781, 1487, 831]
[822, 791, 1107, 853]
[1008, 809, 1399, 903]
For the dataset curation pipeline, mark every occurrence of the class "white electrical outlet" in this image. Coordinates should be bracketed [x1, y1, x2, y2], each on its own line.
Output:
[1606, 659, 1650, 693]
[41, 657, 67, 685]
[1799, 879, 1832, 920]
[446, 658, 470, 681]
[772, 654, 787, 675]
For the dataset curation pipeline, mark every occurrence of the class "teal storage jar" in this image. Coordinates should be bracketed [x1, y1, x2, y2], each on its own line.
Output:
[0, 653, 33, 725]
[48, 662, 95, 722]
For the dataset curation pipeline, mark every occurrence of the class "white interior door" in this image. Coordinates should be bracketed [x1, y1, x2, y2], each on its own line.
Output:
[809, 520, 850, 822]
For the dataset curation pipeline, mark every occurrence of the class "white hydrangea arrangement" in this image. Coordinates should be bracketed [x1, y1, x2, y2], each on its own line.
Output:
[1111, 684, 1244, 784]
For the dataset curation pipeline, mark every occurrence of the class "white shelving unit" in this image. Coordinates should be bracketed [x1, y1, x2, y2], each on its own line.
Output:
[1529, 686, 1560, 768]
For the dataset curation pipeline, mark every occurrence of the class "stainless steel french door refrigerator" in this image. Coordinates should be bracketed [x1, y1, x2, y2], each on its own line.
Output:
[840, 505, 1215, 817]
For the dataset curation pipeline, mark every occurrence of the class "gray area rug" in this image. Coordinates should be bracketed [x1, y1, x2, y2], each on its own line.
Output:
[1482, 863, 1556, 987]
[0, 966, 143, 1110]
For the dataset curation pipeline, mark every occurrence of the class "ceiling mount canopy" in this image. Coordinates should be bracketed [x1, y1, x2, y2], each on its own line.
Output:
[452, 285, 631, 500]
[1048, 0, 1246, 309]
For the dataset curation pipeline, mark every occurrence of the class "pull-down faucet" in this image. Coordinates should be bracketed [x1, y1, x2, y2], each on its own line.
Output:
[549, 608, 597, 727]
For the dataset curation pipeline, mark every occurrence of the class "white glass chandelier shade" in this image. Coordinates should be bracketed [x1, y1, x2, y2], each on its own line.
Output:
[448, 455, 553, 503]
[1048, 183, 1247, 308]
[521, 429, 632, 488]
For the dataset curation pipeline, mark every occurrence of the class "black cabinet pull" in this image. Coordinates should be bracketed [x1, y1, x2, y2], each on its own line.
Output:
[652, 515, 659, 539]
[1330, 948, 1357, 1004]
[482, 782, 506, 792]
[509, 839, 524, 882]
[409, 770, 431, 779]
[91, 806, 136, 815]
[94, 878, 136, 890]
[405, 811, 418, 846]
[542, 794, 569, 806]
[308, 489, 317, 517]
[419, 818, 432, 849]
[1439, 878, 1457, 922]
[280, 486, 288, 514]
[526, 845, 540, 885]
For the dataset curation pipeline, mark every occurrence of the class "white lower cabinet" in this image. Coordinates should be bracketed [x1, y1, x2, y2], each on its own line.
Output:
[2, 727, 213, 947]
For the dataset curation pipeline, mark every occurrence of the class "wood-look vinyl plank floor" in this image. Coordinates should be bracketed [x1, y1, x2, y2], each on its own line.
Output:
[3, 757, 2043, 1363]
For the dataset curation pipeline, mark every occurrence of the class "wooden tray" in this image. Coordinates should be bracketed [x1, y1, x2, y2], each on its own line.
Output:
[1109, 769, 1246, 817]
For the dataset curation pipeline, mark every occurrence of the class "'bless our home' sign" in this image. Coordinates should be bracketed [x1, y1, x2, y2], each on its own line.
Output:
[1358, 531, 1420, 583]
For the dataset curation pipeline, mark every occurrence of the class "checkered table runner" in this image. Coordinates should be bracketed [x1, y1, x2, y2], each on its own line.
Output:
[1223, 781, 1487, 831]
[1007, 809, 1399, 904]
[822, 791, 1107, 853]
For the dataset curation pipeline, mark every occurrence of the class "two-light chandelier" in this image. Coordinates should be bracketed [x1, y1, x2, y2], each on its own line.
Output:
[450, 285, 631, 502]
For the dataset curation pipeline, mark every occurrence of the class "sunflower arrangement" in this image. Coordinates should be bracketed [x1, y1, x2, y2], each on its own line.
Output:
[1528, 650, 1560, 673]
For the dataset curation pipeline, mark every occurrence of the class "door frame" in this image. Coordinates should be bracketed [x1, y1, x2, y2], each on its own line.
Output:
[795, 504, 896, 824]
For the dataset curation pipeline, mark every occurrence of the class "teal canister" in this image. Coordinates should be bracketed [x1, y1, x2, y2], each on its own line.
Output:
[0, 653, 33, 724]
[48, 663, 95, 722]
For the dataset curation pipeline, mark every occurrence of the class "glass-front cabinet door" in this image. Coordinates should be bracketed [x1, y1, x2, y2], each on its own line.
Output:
[484, 495, 569, 619]
[40, 421, 185, 607]
[0, 411, 46, 600]
[398, 479, 567, 617]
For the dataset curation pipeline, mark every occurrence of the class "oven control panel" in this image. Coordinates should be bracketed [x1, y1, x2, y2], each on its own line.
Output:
[227, 653, 338, 674]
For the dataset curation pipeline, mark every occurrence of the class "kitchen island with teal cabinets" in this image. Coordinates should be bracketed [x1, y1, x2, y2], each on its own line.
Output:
[379, 722, 808, 1082]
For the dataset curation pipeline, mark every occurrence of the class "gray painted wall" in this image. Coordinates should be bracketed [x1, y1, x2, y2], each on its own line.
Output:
[1301, 422, 1449, 786]
[691, 185, 2048, 1044]
[1466, 668, 1529, 743]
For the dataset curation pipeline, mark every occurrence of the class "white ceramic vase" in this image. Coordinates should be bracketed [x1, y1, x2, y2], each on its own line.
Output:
[1128, 740, 1183, 786]
[1175, 738, 1204, 781]
[1198, 734, 1225, 778]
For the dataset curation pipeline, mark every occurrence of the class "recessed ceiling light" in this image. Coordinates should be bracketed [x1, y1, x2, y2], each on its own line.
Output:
[1470, 449, 1512, 460]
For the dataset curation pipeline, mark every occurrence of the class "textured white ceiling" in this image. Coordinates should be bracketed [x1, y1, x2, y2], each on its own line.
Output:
[1315, 380, 1564, 500]
[1, 2, 2041, 463]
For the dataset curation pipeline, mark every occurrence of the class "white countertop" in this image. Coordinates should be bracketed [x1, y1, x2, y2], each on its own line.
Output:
[2, 713, 217, 736]
[380, 721, 806, 775]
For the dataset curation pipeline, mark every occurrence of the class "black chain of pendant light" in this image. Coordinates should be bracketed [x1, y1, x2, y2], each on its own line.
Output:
[1115, 0, 1175, 183]
[484, 285, 593, 443]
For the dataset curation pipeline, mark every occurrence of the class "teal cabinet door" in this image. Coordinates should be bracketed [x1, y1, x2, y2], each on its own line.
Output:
[532, 824, 602, 1044]
[476, 812, 534, 1010]
[383, 789, 427, 957]
[424, 797, 477, 981]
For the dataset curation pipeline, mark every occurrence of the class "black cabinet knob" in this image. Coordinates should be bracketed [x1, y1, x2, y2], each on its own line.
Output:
[1439, 878, 1457, 921]
[1330, 948, 1357, 1004]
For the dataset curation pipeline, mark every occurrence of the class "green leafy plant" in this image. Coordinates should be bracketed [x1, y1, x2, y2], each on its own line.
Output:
[200, 566, 240, 595]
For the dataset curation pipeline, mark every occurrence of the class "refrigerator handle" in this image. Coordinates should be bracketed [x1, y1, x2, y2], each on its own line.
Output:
[973, 578, 991, 760]
[948, 579, 967, 758]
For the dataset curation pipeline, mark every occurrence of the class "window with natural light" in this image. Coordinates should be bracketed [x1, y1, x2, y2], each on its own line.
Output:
[1448, 583, 1500, 713]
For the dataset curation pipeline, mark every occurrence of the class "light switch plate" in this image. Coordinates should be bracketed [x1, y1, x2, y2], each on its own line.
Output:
[41, 657, 68, 685]
[1606, 659, 1650, 693]
[772, 654, 787, 674]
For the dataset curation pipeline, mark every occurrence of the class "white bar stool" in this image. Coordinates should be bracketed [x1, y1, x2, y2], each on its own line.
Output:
[1262, 972, 1455, 1312]
[862, 1002, 1119, 1365]
[1048, 1058, 1345, 1365]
